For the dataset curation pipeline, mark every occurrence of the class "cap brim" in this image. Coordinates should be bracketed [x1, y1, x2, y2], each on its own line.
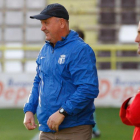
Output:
[30, 14, 52, 20]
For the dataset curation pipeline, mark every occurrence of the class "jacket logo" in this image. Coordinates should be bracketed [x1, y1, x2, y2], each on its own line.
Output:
[40, 56, 45, 59]
[58, 55, 66, 64]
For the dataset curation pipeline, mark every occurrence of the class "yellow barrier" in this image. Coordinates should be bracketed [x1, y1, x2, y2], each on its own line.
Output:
[0, 45, 140, 71]
[92, 45, 140, 69]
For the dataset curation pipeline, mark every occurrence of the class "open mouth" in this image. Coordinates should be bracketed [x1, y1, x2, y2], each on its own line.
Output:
[45, 32, 48, 35]
[44, 31, 49, 35]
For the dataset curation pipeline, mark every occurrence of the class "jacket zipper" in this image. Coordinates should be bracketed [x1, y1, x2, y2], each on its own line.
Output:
[52, 49, 54, 54]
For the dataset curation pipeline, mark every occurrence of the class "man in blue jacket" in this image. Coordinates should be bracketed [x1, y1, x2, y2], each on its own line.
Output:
[23, 3, 99, 140]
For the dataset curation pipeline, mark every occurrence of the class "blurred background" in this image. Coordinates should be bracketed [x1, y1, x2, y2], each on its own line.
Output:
[0, 0, 139, 139]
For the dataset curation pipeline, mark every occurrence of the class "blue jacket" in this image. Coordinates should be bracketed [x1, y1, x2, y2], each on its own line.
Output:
[24, 30, 99, 132]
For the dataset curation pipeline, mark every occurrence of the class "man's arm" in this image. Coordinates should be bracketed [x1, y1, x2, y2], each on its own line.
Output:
[23, 64, 41, 129]
[23, 73, 41, 114]
[47, 111, 65, 132]
[120, 91, 140, 127]
[61, 45, 99, 115]
[119, 97, 133, 125]
[23, 111, 37, 130]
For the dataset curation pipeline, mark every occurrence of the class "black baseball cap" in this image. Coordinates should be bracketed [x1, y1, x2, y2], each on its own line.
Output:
[30, 3, 69, 20]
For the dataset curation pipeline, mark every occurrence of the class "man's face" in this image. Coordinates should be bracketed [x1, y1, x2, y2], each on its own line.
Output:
[41, 17, 61, 44]
[135, 21, 140, 54]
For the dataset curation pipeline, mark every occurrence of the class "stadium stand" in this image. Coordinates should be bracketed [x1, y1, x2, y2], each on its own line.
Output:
[24, 61, 36, 73]
[118, 25, 137, 43]
[4, 28, 23, 42]
[5, 61, 23, 72]
[6, 0, 24, 9]
[0, 0, 140, 71]
[0, 0, 3, 9]
[4, 50, 24, 59]
[121, 11, 137, 24]
[5, 12, 23, 25]
[97, 0, 140, 69]
[99, 0, 116, 8]
[121, 0, 136, 8]
[99, 12, 116, 24]
[26, 11, 41, 26]
[26, 0, 46, 9]
[98, 29, 117, 43]
[0, 29, 1, 42]
[25, 27, 44, 43]
[0, 12, 2, 25]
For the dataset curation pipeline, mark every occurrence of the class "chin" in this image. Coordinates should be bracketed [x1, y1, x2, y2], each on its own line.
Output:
[45, 37, 50, 41]
[137, 45, 140, 54]
[137, 49, 140, 54]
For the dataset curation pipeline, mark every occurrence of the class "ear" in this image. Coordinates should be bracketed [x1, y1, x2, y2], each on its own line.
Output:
[59, 18, 65, 28]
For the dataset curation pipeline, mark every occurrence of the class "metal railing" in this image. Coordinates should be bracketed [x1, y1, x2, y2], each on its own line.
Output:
[93, 45, 140, 69]
[0, 45, 140, 71]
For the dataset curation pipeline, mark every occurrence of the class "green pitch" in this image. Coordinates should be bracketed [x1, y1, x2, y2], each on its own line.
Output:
[0, 109, 38, 140]
[91, 108, 134, 140]
[0, 108, 134, 140]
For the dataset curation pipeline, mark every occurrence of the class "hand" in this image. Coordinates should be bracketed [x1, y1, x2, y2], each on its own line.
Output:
[47, 110, 65, 132]
[23, 111, 37, 130]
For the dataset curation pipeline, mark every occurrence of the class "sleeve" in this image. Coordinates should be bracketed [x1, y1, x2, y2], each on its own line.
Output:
[62, 44, 99, 115]
[119, 97, 133, 125]
[120, 92, 140, 127]
[23, 58, 41, 114]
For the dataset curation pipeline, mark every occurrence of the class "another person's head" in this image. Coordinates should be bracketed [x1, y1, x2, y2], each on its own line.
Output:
[30, 3, 69, 46]
[76, 29, 85, 40]
[135, 21, 140, 54]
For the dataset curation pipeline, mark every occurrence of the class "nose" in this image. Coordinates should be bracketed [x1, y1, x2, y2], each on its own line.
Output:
[41, 24, 46, 31]
[135, 35, 140, 43]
